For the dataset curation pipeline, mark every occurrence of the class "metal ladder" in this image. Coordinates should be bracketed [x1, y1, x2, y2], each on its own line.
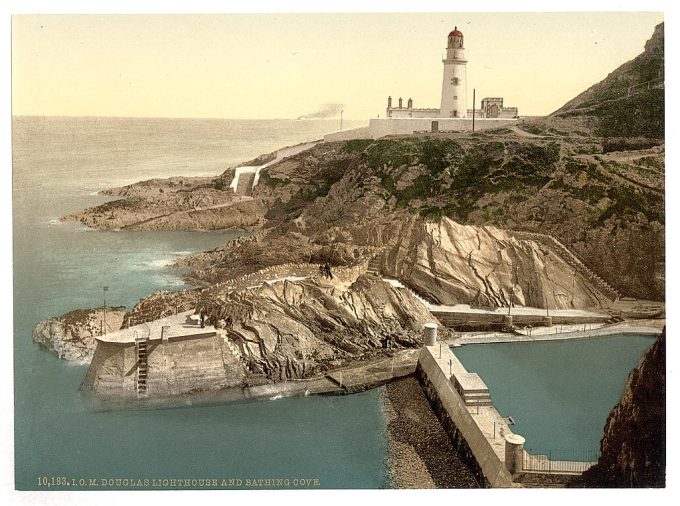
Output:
[135, 336, 149, 396]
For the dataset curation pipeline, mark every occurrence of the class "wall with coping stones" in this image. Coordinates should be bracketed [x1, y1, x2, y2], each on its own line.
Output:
[416, 345, 517, 488]
[433, 311, 607, 329]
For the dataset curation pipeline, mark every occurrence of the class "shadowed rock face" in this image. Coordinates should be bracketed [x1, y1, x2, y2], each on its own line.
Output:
[573, 329, 665, 487]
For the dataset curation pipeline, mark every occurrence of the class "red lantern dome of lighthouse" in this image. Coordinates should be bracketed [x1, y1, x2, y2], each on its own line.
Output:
[449, 26, 463, 37]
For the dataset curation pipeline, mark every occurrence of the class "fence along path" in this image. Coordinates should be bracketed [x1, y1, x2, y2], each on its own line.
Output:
[523, 448, 599, 474]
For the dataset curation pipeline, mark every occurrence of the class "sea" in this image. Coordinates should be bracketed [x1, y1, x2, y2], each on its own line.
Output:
[11, 116, 389, 490]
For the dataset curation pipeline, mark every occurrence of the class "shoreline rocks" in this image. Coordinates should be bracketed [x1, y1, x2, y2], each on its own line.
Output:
[32, 306, 126, 362]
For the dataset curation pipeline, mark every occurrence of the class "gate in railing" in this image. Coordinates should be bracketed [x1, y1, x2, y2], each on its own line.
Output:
[523, 448, 600, 474]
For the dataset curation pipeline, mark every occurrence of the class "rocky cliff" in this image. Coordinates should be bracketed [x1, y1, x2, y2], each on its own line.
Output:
[573, 329, 665, 487]
[80, 268, 442, 401]
[202, 267, 435, 381]
[38, 264, 442, 380]
[64, 128, 664, 302]
[379, 217, 609, 308]
[33, 306, 126, 361]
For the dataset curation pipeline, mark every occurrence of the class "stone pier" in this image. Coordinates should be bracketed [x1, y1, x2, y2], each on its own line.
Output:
[415, 324, 604, 487]
[415, 325, 517, 487]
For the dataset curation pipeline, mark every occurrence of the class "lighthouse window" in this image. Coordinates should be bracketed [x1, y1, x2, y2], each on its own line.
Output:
[453, 77, 459, 85]
[453, 96, 458, 100]
[453, 110, 459, 118]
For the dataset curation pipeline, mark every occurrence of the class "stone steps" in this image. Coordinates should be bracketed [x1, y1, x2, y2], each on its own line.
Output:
[367, 257, 382, 274]
[235, 171, 256, 196]
[509, 230, 621, 302]
[463, 393, 493, 406]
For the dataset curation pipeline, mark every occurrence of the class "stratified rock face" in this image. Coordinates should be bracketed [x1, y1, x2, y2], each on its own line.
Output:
[575, 330, 665, 487]
[33, 307, 126, 362]
[205, 268, 435, 381]
[81, 268, 439, 400]
[382, 216, 608, 309]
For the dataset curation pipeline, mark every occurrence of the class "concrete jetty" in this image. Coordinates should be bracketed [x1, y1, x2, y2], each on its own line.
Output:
[453, 320, 663, 346]
[98, 310, 216, 344]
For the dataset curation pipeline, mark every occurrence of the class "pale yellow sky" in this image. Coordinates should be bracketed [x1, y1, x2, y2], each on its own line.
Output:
[11, 12, 663, 119]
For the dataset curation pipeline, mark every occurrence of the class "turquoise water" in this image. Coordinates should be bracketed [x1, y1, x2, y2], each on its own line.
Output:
[453, 335, 656, 459]
[13, 117, 387, 490]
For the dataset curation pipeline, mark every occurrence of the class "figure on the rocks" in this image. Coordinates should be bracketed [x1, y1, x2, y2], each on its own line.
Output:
[199, 306, 207, 328]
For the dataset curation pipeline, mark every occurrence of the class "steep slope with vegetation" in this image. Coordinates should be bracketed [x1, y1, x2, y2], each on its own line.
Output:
[553, 22, 664, 139]
[174, 130, 663, 300]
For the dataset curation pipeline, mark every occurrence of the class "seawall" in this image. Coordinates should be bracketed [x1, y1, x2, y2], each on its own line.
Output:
[81, 330, 245, 402]
[415, 345, 517, 488]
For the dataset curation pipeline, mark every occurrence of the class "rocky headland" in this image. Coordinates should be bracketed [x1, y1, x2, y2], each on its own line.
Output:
[63, 120, 664, 304]
[202, 266, 435, 382]
[31, 22, 666, 487]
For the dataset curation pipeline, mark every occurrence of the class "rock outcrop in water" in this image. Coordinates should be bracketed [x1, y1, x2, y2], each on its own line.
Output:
[572, 329, 665, 487]
[33, 306, 126, 361]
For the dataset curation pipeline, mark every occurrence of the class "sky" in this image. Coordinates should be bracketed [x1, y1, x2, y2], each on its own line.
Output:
[11, 12, 663, 119]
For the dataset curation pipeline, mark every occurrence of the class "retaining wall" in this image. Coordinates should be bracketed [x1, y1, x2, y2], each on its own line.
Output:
[324, 118, 517, 142]
[81, 332, 244, 401]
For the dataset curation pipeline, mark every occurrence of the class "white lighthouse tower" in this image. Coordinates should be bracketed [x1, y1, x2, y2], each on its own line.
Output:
[439, 27, 467, 118]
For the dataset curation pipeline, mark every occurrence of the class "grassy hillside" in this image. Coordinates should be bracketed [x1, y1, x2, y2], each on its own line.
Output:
[255, 129, 664, 300]
[553, 23, 664, 139]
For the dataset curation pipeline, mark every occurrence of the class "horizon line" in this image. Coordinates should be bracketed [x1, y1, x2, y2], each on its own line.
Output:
[10, 114, 373, 121]
[11, 113, 548, 121]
